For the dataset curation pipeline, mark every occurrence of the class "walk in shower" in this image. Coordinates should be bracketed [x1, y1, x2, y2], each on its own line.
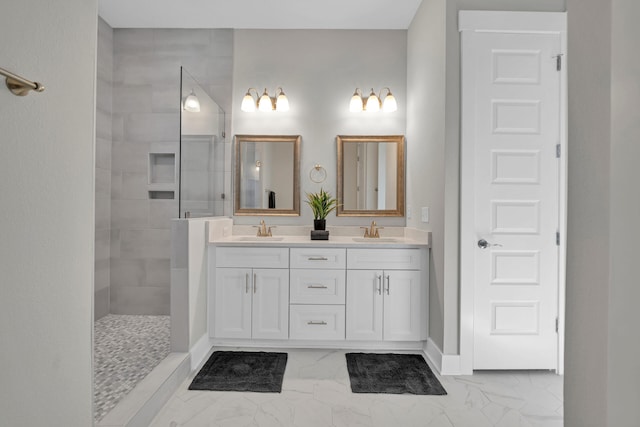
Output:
[94, 66, 226, 423]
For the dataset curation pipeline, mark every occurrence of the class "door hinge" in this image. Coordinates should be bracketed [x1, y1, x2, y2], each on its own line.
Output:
[555, 317, 559, 333]
[222, 131, 226, 138]
[556, 231, 560, 246]
[555, 54, 563, 71]
[556, 144, 561, 158]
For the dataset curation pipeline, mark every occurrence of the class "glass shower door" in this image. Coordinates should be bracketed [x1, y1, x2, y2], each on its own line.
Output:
[179, 67, 226, 218]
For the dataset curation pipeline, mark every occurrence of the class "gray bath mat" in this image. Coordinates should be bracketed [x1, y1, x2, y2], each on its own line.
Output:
[189, 351, 287, 393]
[345, 353, 447, 395]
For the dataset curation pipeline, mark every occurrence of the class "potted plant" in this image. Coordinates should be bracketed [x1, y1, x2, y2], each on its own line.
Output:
[305, 188, 338, 230]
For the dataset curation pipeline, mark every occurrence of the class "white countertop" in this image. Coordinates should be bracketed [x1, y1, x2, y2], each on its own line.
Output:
[204, 222, 431, 248]
[210, 234, 429, 248]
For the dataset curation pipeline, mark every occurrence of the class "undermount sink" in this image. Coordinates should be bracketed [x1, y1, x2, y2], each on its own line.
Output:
[352, 237, 400, 243]
[234, 236, 285, 242]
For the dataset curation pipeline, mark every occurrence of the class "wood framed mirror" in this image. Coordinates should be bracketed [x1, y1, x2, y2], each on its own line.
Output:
[234, 134, 301, 216]
[337, 135, 405, 217]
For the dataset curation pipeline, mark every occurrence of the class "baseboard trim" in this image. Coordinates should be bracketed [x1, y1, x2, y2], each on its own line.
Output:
[190, 334, 213, 371]
[97, 352, 190, 427]
[423, 339, 462, 376]
[211, 338, 424, 351]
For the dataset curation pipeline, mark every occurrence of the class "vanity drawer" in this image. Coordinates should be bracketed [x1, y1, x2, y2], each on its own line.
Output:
[289, 305, 345, 340]
[290, 248, 346, 269]
[290, 269, 346, 305]
[216, 247, 289, 268]
[347, 248, 421, 270]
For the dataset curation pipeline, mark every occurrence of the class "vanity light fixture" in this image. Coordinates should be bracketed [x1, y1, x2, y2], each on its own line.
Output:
[241, 87, 290, 112]
[349, 88, 364, 112]
[183, 89, 201, 112]
[349, 87, 397, 113]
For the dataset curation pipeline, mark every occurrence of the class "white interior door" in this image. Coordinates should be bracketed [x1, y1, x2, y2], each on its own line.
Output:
[461, 12, 566, 371]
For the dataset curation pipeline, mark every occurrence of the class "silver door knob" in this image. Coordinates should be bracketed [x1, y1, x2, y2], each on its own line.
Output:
[478, 239, 502, 249]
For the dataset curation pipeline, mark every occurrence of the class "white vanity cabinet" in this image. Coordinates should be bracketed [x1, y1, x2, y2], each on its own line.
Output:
[346, 248, 426, 341]
[213, 247, 289, 340]
[289, 248, 346, 340]
[210, 242, 428, 348]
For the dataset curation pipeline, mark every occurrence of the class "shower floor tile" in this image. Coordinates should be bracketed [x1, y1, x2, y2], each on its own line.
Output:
[94, 314, 170, 422]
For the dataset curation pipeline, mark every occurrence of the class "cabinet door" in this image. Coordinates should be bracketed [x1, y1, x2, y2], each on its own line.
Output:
[383, 270, 422, 341]
[252, 269, 289, 340]
[346, 270, 383, 340]
[214, 268, 252, 339]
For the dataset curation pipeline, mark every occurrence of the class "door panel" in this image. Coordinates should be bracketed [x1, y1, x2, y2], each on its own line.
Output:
[346, 270, 383, 341]
[383, 270, 421, 341]
[252, 269, 289, 340]
[214, 268, 251, 339]
[471, 31, 560, 369]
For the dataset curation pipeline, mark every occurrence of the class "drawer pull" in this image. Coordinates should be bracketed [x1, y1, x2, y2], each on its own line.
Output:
[385, 275, 390, 295]
[307, 284, 328, 289]
[245, 273, 249, 294]
[307, 321, 327, 325]
[376, 275, 382, 295]
[253, 273, 257, 294]
[307, 256, 329, 261]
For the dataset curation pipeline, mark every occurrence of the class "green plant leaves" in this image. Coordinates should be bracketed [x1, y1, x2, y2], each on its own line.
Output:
[305, 188, 338, 220]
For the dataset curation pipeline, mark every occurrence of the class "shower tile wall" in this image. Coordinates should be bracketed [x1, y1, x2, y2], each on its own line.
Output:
[95, 17, 113, 320]
[110, 29, 233, 314]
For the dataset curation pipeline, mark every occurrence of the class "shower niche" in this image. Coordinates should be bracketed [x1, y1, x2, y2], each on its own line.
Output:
[179, 67, 227, 218]
[148, 152, 177, 199]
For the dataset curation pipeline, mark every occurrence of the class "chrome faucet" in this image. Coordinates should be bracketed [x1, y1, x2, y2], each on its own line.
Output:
[254, 219, 274, 237]
[360, 221, 383, 238]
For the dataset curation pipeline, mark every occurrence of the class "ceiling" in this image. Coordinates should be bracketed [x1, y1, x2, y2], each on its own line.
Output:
[98, 0, 423, 29]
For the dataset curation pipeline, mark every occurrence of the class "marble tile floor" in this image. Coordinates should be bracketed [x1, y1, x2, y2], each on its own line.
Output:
[94, 314, 171, 422]
[149, 348, 563, 427]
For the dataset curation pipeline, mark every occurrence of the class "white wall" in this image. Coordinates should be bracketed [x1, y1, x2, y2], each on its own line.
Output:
[171, 217, 232, 364]
[563, 0, 611, 425]
[608, 0, 640, 425]
[406, 0, 448, 351]
[0, 1, 97, 425]
[231, 29, 407, 226]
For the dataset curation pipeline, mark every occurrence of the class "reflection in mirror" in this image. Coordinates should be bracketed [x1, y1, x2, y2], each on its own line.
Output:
[234, 135, 301, 216]
[337, 135, 405, 217]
